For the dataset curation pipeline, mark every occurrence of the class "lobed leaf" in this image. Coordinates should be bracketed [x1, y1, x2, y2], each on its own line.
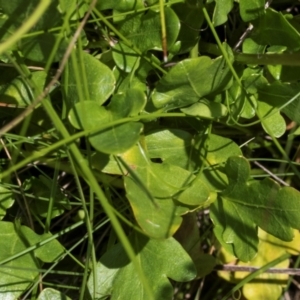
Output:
[87, 232, 197, 300]
[122, 145, 210, 238]
[0, 222, 64, 299]
[212, 156, 300, 261]
[218, 229, 291, 300]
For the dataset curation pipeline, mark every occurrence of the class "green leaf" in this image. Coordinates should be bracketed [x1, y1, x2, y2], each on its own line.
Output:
[0, 185, 14, 220]
[0, 71, 48, 107]
[242, 38, 266, 62]
[126, 147, 210, 204]
[257, 81, 300, 123]
[0, 222, 38, 299]
[0, 15, 17, 49]
[91, 152, 126, 175]
[114, 68, 146, 94]
[125, 176, 184, 238]
[210, 198, 240, 257]
[96, 0, 147, 11]
[172, 2, 204, 53]
[63, 50, 115, 105]
[38, 288, 71, 300]
[112, 42, 140, 72]
[87, 232, 197, 300]
[212, 0, 234, 26]
[239, 0, 265, 22]
[252, 8, 300, 51]
[69, 88, 146, 154]
[58, 0, 88, 20]
[205, 134, 242, 165]
[0, 0, 62, 31]
[145, 129, 194, 169]
[198, 134, 242, 192]
[20, 226, 65, 263]
[146, 131, 241, 174]
[108, 88, 146, 118]
[0, 221, 63, 299]
[258, 101, 286, 138]
[152, 45, 233, 110]
[90, 122, 143, 154]
[122, 145, 210, 238]
[118, 8, 180, 53]
[223, 198, 259, 262]
[19, 33, 68, 63]
[181, 99, 228, 119]
[29, 175, 70, 218]
[212, 156, 300, 261]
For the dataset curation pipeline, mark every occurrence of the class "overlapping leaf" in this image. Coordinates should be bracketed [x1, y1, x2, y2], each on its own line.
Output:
[20, 33, 69, 63]
[152, 44, 233, 110]
[172, 2, 204, 53]
[28, 175, 71, 218]
[181, 100, 228, 120]
[257, 101, 286, 138]
[69, 88, 145, 154]
[212, 0, 234, 26]
[211, 156, 300, 261]
[0, 71, 48, 107]
[257, 81, 300, 123]
[58, 0, 88, 20]
[0, 185, 14, 220]
[87, 232, 196, 300]
[112, 42, 140, 72]
[217, 228, 300, 300]
[0, 221, 64, 299]
[63, 50, 115, 106]
[117, 8, 180, 53]
[239, 0, 265, 22]
[145, 129, 194, 169]
[175, 213, 216, 278]
[96, 0, 148, 11]
[37, 288, 71, 300]
[122, 145, 211, 238]
[0, 0, 62, 31]
[251, 8, 300, 51]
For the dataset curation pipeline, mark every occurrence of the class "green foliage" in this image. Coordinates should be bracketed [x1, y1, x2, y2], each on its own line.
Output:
[88, 232, 196, 299]
[63, 50, 115, 105]
[211, 156, 300, 262]
[1, 0, 300, 299]
[0, 221, 64, 299]
[152, 47, 233, 110]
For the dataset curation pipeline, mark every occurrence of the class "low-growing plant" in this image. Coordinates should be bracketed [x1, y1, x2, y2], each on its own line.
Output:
[1, 0, 300, 299]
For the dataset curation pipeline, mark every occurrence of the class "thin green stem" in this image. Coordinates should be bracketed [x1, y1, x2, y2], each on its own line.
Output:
[0, 113, 187, 181]
[44, 156, 60, 233]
